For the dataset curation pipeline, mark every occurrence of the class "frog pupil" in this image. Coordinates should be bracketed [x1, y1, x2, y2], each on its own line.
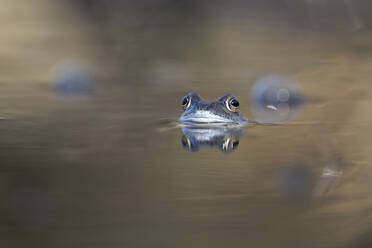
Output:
[230, 99, 239, 107]
[182, 97, 188, 106]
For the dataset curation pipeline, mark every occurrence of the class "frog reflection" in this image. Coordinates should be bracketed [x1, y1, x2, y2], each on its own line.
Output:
[181, 127, 242, 153]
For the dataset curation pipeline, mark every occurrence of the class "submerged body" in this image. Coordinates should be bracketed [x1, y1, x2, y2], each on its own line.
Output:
[179, 93, 248, 126]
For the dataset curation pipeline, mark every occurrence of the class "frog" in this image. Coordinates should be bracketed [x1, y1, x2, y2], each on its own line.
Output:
[179, 93, 248, 126]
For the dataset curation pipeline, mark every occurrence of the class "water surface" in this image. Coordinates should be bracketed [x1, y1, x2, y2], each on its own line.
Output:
[1, 1, 372, 247]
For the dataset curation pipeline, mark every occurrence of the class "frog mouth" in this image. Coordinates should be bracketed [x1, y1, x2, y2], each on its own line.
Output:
[179, 110, 238, 125]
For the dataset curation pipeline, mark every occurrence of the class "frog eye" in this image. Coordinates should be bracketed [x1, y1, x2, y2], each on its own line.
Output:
[181, 95, 192, 110]
[226, 97, 240, 112]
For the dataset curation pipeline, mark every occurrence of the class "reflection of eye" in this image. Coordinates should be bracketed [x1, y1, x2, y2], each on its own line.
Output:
[181, 135, 198, 152]
[226, 97, 240, 112]
[221, 138, 239, 152]
[181, 96, 191, 110]
[181, 135, 189, 147]
[232, 140, 239, 149]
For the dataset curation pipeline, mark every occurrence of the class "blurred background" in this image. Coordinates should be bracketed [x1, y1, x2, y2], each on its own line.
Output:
[1, 0, 372, 247]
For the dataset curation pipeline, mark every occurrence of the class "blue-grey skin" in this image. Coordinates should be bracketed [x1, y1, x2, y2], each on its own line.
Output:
[179, 93, 248, 126]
